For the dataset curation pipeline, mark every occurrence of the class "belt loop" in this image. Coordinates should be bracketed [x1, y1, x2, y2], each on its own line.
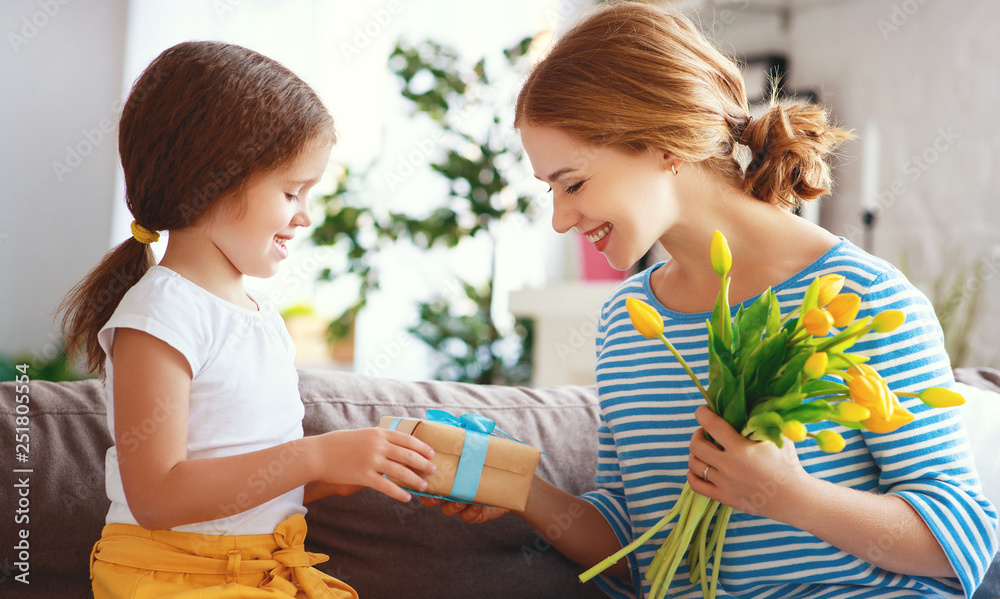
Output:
[226, 549, 242, 583]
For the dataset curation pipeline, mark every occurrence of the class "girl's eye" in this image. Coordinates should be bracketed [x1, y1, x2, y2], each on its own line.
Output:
[566, 181, 585, 195]
[285, 193, 299, 202]
[546, 186, 553, 193]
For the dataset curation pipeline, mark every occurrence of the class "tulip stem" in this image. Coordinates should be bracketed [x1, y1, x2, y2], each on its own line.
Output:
[578, 485, 690, 584]
[657, 333, 711, 405]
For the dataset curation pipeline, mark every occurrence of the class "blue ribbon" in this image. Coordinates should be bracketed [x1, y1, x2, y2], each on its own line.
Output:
[387, 409, 538, 504]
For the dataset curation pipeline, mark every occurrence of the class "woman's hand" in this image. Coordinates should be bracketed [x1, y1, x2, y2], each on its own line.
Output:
[686, 406, 810, 520]
[419, 496, 510, 524]
[313, 428, 437, 503]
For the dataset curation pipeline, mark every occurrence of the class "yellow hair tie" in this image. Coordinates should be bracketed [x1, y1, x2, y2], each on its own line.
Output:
[130, 220, 160, 245]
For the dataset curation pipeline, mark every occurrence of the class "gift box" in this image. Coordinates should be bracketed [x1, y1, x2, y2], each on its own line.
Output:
[378, 410, 542, 511]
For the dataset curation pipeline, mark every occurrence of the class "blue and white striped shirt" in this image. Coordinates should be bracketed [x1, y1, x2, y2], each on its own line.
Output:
[582, 239, 998, 599]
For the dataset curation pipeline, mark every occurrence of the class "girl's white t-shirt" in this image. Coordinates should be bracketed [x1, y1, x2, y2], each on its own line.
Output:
[97, 265, 307, 535]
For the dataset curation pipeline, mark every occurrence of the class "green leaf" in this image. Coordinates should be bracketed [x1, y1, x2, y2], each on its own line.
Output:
[749, 392, 806, 418]
[802, 379, 849, 396]
[746, 412, 785, 446]
[827, 352, 870, 370]
[800, 277, 821, 318]
[766, 289, 782, 337]
[735, 289, 771, 358]
[768, 348, 813, 397]
[712, 277, 733, 349]
[781, 400, 832, 424]
[744, 330, 789, 402]
[722, 376, 747, 431]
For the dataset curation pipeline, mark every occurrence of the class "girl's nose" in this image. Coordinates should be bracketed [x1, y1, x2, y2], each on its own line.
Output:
[294, 201, 313, 228]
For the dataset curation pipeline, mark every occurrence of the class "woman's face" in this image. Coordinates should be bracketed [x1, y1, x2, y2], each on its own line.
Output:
[519, 124, 680, 271]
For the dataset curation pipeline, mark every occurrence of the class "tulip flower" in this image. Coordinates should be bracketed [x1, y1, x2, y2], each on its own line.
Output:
[816, 275, 846, 307]
[847, 374, 894, 420]
[710, 230, 732, 278]
[833, 401, 871, 423]
[781, 420, 807, 442]
[803, 352, 829, 380]
[863, 395, 914, 433]
[815, 429, 846, 453]
[917, 387, 966, 408]
[871, 310, 905, 333]
[826, 293, 861, 327]
[625, 297, 710, 404]
[802, 307, 834, 337]
[626, 297, 664, 339]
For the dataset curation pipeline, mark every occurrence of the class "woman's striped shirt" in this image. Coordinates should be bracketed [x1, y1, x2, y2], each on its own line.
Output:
[581, 239, 998, 599]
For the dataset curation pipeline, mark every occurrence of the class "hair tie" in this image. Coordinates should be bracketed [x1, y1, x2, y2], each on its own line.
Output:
[130, 220, 160, 244]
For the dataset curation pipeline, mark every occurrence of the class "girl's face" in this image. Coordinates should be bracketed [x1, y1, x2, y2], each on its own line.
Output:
[206, 140, 332, 279]
[519, 124, 680, 271]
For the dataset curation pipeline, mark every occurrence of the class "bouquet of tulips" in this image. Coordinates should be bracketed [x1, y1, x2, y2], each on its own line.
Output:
[578, 230, 964, 598]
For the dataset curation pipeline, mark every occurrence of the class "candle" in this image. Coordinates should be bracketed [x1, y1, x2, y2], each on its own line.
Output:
[861, 118, 880, 213]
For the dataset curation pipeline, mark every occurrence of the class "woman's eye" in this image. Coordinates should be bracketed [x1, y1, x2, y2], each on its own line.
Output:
[566, 181, 584, 194]
[546, 185, 553, 193]
[285, 193, 299, 202]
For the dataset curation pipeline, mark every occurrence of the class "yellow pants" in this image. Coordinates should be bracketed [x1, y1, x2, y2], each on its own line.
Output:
[90, 513, 358, 598]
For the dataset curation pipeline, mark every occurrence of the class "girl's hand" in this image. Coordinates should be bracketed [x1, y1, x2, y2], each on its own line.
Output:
[314, 428, 437, 503]
[686, 406, 810, 521]
[419, 496, 510, 524]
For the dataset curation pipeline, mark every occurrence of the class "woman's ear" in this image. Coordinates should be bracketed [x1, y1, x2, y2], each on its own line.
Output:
[660, 151, 683, 176]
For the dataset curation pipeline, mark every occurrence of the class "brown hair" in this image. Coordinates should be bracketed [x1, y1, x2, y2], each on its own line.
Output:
[515, 2, 852, 208]
[60, 41, 336, 375]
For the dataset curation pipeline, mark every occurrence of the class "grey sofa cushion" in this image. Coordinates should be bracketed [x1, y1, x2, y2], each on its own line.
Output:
[0, 370, 606, 598]
[296, 368, 605, 598]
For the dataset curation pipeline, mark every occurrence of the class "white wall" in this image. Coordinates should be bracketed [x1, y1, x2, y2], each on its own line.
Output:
[701, 0, 1000, 367]
[0, 0, 129, 360]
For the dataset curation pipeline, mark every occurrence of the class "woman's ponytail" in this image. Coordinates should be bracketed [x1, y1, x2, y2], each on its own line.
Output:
[59, 236, 155, 376]
[739, 103, 853, 209]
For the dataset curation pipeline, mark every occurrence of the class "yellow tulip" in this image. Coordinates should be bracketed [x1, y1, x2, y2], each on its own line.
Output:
[918, 387, 966, 408]
[802, 307, 834, 337]
[847, 374, 893, 420]
[863, 395, 914, 433]
[826, 293, 861, 327]
[781, 420, 807, 442]
[815, 429, 846, 453]
[833, 401, 871, 423]
[871, 310, 905, 333]
[710, 230, 732, 278]
[844, 363, 878, 381]
[803, 352, 829, 380]
[816, 275, 846, 307]
[626, 297, 664, 339]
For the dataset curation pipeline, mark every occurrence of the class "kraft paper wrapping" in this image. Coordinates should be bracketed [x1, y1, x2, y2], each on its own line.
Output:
[378, 416, 541, 511]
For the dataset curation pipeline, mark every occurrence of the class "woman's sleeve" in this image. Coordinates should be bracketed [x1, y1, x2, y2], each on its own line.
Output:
[578, 295, 641, 599]
[854, 270, 999, 598]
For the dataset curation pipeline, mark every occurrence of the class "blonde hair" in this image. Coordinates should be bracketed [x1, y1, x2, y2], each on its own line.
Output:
[515, 2, 852, 208]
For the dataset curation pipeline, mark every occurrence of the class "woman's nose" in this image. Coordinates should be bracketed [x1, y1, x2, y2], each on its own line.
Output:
[551, 195, 580, 234]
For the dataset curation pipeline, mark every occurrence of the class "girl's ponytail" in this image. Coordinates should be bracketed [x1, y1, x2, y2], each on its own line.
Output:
[738, 103, 853, 209]
[60, 235, 155, 376]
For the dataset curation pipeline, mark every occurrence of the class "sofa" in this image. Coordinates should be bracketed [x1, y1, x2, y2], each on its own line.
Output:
[1, 368, 998, 598]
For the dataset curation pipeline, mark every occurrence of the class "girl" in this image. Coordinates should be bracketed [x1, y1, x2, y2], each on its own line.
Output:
[428, 4, 997, 598]
[60, 41, 437, 598]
